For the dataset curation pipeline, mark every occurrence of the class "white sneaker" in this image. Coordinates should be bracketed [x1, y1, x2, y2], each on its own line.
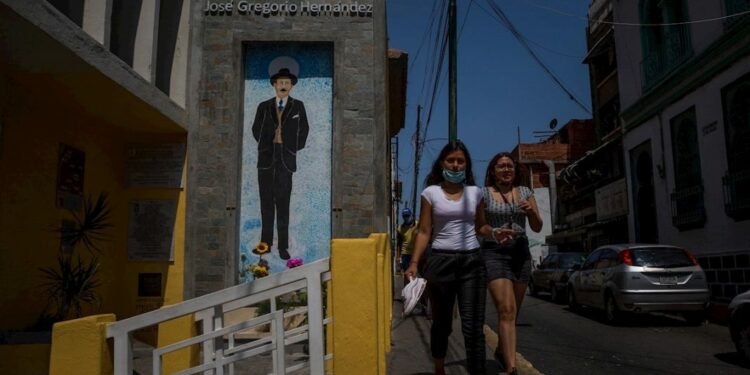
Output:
[402, 276, 427, 315]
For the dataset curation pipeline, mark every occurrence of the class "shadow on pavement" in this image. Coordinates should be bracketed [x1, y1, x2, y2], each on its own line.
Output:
[563, 305, 707, 327]
[714, 352, 750, 369]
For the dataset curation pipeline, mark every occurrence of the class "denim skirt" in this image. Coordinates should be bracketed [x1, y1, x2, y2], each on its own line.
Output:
[480, 237, 531, 283]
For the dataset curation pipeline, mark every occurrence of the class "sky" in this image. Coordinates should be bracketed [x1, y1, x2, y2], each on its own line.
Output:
[386, 0, 594, 213]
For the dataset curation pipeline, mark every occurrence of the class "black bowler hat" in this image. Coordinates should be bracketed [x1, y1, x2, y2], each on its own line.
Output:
[270, 68, 298, 85]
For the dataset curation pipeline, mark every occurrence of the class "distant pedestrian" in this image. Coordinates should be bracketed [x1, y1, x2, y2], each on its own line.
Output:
[397, 207, 418, 286]
[477, 152, 543, 375]
[405, 140, 486, 375]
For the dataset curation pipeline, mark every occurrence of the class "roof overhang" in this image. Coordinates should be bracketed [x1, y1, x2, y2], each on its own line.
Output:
[0, 1, 186, 134]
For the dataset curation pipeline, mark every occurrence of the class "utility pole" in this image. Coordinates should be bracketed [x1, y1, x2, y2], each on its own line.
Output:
[448, 0, 458, 142]
[412, 105, 422, 215]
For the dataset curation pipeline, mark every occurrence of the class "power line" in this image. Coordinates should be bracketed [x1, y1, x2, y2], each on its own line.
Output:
[513, 0, 750, 27]
[479, 0, 592, 114]
[418, 0, 448, 105]
[408, 0, 444, 73]
[421, 0, 450, 144]
[459, 0, 473, 41]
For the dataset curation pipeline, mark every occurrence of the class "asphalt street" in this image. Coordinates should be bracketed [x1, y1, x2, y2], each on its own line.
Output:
[492, 291, 750, 375]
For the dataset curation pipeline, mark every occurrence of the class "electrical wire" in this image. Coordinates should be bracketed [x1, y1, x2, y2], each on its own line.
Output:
[409, 0, 444, 73]
[512, 0, 750, 27]
[418, 0, 448, 105]
[479, 0, 592, 114]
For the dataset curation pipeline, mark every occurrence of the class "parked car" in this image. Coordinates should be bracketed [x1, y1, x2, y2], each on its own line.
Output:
[729, 290, 750, 362]
[566, 244, 710, 324]
[529, 252, 586, 302]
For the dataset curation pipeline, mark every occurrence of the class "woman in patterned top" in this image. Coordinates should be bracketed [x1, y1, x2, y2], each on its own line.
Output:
[405, 141, 486, 375]
[477, 152, 542, 375]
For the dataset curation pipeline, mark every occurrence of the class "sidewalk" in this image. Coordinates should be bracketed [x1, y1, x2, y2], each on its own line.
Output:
[387, 278, 542, 375]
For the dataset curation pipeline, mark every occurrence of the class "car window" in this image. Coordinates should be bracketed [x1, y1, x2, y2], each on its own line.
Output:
[630, 247, 694, 268]
[559, 254, 585, 269]
[540, 255, 552, 269]
[582, 250, 601, 270]
[596, 249, 617, 269]
[546, 255, 559, 269]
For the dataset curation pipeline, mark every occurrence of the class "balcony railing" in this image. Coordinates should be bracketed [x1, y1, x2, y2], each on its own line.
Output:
[670, 184, 706, 230]
[724, 0, 750, 29]
[723, 169, 750, 221]
[641, 26, 693, 90]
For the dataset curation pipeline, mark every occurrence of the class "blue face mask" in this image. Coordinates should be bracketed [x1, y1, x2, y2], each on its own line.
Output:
[442, 168, 466, 184]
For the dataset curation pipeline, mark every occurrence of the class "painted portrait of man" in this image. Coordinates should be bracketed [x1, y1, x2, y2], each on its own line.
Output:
[241, 44, 332, 279]
[251, 68, 310, 260]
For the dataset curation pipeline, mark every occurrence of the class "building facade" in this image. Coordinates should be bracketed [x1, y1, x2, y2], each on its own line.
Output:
[1, 0, 190, 338]
[512, 119, 594, 264]
[613, 0, 750, 304]
[1, 0, 396, 347]
[548, 0, 629, 253]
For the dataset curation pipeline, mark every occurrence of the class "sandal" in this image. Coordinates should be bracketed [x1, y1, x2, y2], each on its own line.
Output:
[494, 350, 506, 371]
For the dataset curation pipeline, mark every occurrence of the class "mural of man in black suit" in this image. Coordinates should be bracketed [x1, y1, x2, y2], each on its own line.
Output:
[252, 68, 309, 260]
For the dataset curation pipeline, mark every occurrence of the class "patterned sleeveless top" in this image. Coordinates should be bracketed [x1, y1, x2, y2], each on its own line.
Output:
[482, 186, 534, 238]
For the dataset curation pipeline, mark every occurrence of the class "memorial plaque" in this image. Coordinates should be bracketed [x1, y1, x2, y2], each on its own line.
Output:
[126, 143, 186, 188]
[128, 200, 177, 261]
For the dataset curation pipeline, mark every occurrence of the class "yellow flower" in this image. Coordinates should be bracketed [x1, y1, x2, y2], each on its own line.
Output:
[253, 241, 270, 255]
[252, 265, 269, 278]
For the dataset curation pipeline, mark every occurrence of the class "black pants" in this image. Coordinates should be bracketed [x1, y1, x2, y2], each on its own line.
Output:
[258, 144, 293, 250]
[423, 249, 486, 374]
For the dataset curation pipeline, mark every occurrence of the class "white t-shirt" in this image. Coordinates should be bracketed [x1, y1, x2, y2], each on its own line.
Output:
[421, 184, 482, 250]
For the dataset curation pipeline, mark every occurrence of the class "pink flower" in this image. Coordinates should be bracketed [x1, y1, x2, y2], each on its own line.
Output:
[286, 258, 303, 268]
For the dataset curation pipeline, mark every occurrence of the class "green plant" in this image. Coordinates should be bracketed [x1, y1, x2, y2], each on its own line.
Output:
[38, 193, 112, 326]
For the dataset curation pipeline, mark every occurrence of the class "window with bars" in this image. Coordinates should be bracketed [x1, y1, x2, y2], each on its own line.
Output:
[722, 73, 750, 220]
[639, 0, 693, 89]
[669, 107, 706, 229]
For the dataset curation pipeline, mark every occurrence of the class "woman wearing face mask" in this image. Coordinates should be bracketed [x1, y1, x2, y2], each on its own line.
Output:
[405, 140, 486, 375]
[477, 152, 543, 375]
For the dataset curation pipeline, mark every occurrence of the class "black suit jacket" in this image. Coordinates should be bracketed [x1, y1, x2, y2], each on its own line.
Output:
[251, 97, 309, 172]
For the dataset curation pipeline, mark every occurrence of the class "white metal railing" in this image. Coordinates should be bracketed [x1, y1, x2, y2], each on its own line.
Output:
[107, 258, 331, 375]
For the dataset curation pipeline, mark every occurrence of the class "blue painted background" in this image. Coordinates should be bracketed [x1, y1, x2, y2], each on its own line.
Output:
[240, 43, 332, 280]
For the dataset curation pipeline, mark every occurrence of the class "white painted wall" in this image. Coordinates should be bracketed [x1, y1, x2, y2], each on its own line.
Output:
[622, 55, 750, 256]
[613, 1, 727, 109]
[528, 187, 552, 266]
[169, 0, 190, 108]
[612, 1, 644, 109]
[685, 0, 724, 54]
[82, 0, 112, 47]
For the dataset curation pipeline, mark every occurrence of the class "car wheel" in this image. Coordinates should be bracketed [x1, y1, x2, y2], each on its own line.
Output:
[528, 280, 539, 296]
[549, 283, 560, 303]
[604, 292, 623, 325]
[683, 311, 706, 326]
[731, 307, 750, 362]
[568, 288, 580, 312]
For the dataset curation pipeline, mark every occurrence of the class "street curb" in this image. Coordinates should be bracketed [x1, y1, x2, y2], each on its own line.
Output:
[484, 325, 544, 375]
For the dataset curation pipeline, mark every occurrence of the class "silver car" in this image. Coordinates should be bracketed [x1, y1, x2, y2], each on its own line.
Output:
[729, 290, 750, 361]
[567, 244, 710, 324]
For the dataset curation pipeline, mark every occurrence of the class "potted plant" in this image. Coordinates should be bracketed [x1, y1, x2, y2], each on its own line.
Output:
[36, 193, 112, 328]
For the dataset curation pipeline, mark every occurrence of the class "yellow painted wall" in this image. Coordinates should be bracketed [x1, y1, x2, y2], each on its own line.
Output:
[0, 79, 187, 332]
[330, 235, 392, 375]
[157, 314, 200, 374]
[0, 344, 51, 375]
[49, 314, 115, 375]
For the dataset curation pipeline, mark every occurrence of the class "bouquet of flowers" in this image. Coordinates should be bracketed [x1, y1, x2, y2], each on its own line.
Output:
[240, 241, 273, 281]
[251, 259, 269, 278]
